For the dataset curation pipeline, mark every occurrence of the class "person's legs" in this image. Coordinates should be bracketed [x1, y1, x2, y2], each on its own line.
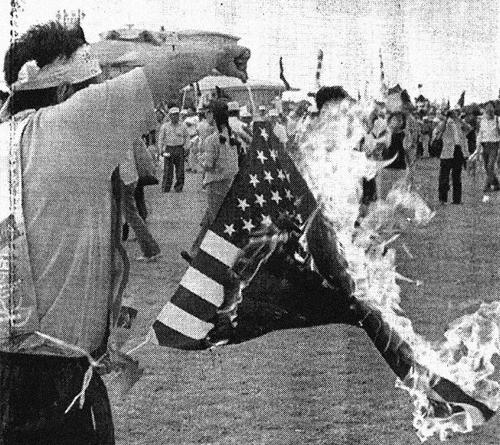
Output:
[451, 159, 463, 204]
[122, 182, 160, 258]
[438, 158, 452, 203]
[173, 147, 185, 192]
[162, 155, 174, 192]
[189, 188, 227, 258]
[134, 184, 147, 221]
[482, 143, 499, 190]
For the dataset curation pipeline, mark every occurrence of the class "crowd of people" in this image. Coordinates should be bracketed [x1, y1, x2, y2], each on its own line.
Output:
[126, 83, 500, 271]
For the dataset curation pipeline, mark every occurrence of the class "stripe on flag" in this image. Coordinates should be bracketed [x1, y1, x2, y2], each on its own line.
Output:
[156, 302, 214, 340]
[170, 286, 218, 322]
[200, 230, 242, 267]
[180, 267, 224, 307]
[192, 250, 234, 285]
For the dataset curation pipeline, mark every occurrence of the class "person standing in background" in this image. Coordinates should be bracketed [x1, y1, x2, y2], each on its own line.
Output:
[435, 110, 469, 204]
[158, 107, 190, 192]
[376, 111, 408, 200]
[183, 100, 240, 262]
[185, 111, 200, 173]
[228, 100, 252, 163]
[476, 101, 500, 191]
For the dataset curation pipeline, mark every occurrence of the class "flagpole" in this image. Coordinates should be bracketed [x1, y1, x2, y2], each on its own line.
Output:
[315, 49, 324, 91]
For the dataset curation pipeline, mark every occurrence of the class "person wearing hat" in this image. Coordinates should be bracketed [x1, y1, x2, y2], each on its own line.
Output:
[0, 19, 250, 443]
[158, 106, 190, 192]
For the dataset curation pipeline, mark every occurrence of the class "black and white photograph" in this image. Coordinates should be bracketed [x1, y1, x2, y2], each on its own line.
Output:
[0, 1, 499, 444]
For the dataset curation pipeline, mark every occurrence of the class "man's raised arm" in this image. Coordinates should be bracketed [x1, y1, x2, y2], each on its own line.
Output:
[143, 47, 250, 105]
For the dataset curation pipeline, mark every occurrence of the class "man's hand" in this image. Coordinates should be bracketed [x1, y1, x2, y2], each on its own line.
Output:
[215, 46, 251, 83]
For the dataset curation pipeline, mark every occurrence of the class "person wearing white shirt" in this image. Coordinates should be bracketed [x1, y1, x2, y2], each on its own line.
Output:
[158, 107, 190, 192]
[476, 101, 500, 191]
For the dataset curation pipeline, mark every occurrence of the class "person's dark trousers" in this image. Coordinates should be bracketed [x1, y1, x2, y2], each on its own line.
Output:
[439, 157, 463, 204]
[162, 145, 184, 192]
[134, 184, 147, 221]
[482, 142, 500, 190]
[0, 351, 114, 445]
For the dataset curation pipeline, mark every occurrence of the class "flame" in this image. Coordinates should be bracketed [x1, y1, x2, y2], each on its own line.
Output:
[295, 99, 500, 441]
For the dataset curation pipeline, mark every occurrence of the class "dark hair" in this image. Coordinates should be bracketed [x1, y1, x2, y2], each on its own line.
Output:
[4, 21, 87, 86]
[315, 86, 349, 112]
[208, 99, 237, 145]
[388, 111, 406, 129]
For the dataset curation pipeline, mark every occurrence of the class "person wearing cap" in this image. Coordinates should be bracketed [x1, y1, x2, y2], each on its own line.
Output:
[158, 107, 190, 192]
[0, 20, 250, 444]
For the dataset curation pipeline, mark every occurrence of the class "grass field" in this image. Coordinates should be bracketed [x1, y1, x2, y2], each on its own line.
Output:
[106, 157, 500, 445]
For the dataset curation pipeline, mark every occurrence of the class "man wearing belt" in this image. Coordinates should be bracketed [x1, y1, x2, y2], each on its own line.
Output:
[158, 107, 190, 192]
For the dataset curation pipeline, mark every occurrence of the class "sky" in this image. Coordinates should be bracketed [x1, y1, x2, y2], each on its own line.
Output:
[0, 0, 499, 103]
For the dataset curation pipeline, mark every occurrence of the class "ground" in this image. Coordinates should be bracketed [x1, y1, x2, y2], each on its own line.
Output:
[106, 157, 500, 445]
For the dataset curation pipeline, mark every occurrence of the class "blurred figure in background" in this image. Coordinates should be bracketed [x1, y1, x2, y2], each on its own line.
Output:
[435, 109, 469, 204]
[158, 107, 190, 192]
[476, 101, 500, 191]
[184, 100, 240, 262]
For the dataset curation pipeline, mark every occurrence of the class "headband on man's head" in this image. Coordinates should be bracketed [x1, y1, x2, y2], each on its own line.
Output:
[11, 45, 102, 92]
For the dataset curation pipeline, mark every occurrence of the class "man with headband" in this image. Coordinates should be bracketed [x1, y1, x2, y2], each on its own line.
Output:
[0, 21, 249, 444]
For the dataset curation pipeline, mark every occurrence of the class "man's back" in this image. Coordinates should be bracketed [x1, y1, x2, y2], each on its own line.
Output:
[14, 68, 155, 354]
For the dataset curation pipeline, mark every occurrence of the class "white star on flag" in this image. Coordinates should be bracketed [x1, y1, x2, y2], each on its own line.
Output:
[269, 149, 278, 161]
[257, 150, 268, 164]
[285, 172, 291, 182]
[271, 190, 282, 204]
[255, 194, 266, 207]
[261, 214, 273, 226]
[260, 128, 269, 141]
[264, 170, 274, 183]
[277, 169, 286, 181]
[285, 189, 294, 200]
[223, 223, 236, 237]
[242, 217, 255, 233]
[237, 198, 250, 212]
[249, 174, 260, 188]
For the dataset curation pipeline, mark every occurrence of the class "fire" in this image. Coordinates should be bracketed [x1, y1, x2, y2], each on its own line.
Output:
[295, 99, 500, 441]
